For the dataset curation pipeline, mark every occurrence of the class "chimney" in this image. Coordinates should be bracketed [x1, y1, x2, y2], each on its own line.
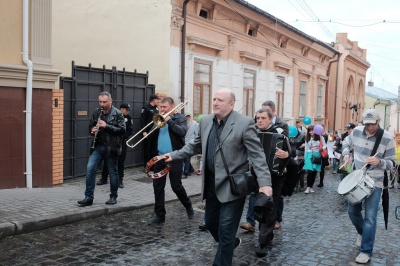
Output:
[368, 81, 374, 87]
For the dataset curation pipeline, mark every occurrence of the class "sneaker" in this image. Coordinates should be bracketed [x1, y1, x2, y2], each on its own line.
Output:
[356, 234, 362, 247]
[181, 175, 188, 179]
[255, 244, 268, 257]
[105, 197, 117, 205]
[234, 238, 241, 249]
[310, 188, 315, 193]
[197, 170, 202, 175]
[355, 252, 370, 264]
[274, 221, 281, 230]
[304, 187, 311, 194]
[148, 215, 165, 225]
[239, 223, 256, 232]
[332, 171, 337, 174]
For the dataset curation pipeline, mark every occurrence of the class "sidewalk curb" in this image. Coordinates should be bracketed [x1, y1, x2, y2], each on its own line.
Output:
[0, 194, 201, 239]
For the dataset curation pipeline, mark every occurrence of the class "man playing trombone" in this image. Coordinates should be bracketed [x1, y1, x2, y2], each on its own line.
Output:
[146, 96, 194, 225]
[77, 91, 126, 207]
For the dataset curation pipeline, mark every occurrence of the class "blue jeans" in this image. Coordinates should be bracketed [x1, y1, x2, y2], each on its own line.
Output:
[347, 187, 382, 257]
[245, 193, 256, 226]
[85, 144, 119, 199]
[332, 158, 339, 172]
[183, 158, 194, 176]
[205, 180, 246, 266]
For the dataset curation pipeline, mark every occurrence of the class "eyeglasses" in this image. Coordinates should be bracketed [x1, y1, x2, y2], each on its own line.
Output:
[364, 122, 377, 126]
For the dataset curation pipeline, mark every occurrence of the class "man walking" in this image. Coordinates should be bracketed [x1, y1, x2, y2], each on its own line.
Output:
[147, 97, 194, 225]
[97, 102, 133, 188]
[342, 109, 396, 263]
[159, 88, 273, 266]
[78, 91, 125, 206]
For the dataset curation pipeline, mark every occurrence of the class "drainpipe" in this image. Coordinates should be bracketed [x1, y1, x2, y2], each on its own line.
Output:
[181, 0, 190, 113]
[326, 53, 341, 131]
[22, 0, 33, 189]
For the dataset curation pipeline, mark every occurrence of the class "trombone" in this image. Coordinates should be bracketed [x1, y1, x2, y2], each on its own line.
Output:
[126, 101, 188, 148]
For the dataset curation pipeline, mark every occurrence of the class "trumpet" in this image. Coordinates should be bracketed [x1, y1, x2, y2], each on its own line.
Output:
[126, 101, 188, 148]
[91, 107, 103, 150]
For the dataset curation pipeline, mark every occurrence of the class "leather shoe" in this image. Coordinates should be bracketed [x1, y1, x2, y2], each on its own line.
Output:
[96, 179, 107, 185]
[119, 181, 124, 188]
[105, 197, 117, 205]
[78, 198, 93, 207]
[255, 244, 268, 257]
[199, 223, 207, 231]
[148, 216, 165, 225]
[186, 207, 194, 220]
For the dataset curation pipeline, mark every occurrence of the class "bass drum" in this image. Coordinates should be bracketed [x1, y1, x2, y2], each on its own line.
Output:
[337, 169, 375, 205]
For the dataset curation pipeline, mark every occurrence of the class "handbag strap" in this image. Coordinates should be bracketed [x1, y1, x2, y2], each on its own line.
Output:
[216, 132, 231, 177]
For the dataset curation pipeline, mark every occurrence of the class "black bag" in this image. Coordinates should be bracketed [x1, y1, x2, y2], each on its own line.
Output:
[228, 171, 257, 197]
[217, 134, 257, 197]
[311, 155, 321, 164]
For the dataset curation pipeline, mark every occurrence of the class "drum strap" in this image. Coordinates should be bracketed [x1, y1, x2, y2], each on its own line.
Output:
[367, 128, 388, 188]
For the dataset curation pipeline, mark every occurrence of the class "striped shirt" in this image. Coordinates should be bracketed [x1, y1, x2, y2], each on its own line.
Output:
[342, 126, 396, 187]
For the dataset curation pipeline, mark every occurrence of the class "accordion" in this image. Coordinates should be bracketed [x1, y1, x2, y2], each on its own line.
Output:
[258, 132, 288, 176]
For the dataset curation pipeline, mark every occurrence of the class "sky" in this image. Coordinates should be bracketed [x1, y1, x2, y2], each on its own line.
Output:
[245, 0, 400, 95]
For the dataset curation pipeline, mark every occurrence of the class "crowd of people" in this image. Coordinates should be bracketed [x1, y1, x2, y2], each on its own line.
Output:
[76, 90, 399, 265]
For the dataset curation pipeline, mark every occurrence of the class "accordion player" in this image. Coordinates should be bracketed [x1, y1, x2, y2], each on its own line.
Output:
[257, 130, 290, 176]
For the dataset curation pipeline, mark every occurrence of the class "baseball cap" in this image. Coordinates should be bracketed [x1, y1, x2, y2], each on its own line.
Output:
[346, 123, 356, 129]
[185, 112, 192, 117]
[362, 109, 380, 124]
[149, 94, 159, 101]
[120, 103, 131, 110]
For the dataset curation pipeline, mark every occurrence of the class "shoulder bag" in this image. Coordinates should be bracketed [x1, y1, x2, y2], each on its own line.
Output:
[319, 139, 328, 158]
[217, 134, 257, 197]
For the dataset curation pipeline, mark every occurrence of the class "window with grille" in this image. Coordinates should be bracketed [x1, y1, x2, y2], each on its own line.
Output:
[299, 81, 307, 117]
[243, 70, 256, 118]
[317, 84, 323, 116]
[194, 60, 212, 117]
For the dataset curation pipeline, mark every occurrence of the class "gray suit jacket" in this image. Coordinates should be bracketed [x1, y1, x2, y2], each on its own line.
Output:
[170, 111, 272, 203]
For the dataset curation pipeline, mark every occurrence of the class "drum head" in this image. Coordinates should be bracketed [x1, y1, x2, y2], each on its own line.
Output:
[337, 169, 363, 194]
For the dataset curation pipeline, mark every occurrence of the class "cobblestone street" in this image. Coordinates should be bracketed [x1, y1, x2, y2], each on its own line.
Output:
[1, 172, 400, 265]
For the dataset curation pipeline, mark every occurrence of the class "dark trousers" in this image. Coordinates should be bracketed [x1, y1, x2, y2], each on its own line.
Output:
[319, 158, 329, 185]
[204, 172, 246, 266]
[259, 174, 285, 245]
[143, 138, 152, 168]
[307, 170, 318, 187]
[152, 159, 192, 217]
[101, 143, 127, 182]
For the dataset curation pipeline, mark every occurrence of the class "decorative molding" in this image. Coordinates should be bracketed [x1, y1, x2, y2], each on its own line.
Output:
[239, 51, 265, 66]
[317, 74, 329, 81]
[274, 61, 291, 70]
[0, 63, 61, 89]
[187, 36, 225, 56]
[171, 15, 184, 30]
[298, 69, 312, 77]
[228, 35, 236, 46]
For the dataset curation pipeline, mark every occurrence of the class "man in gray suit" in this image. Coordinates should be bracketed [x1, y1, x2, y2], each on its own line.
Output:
[157, 88, 273, 266]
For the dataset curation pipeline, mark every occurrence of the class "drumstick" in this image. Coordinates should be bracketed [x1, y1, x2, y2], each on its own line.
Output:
[345, 152, 379, 177]
[339, 152, 379, 171]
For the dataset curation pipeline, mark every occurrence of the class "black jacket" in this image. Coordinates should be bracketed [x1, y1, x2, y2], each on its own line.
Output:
[149, 113, 187, 158]
[89, 105, 126, 155]
[140, 103, 159, 133]
[123, 114, 134, 141]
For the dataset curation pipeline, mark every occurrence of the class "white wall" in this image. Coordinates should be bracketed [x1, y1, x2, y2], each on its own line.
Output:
[52, 0, 171, 90]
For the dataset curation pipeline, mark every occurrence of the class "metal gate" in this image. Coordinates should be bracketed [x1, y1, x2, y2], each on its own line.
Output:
[60, 62, 155, 179]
